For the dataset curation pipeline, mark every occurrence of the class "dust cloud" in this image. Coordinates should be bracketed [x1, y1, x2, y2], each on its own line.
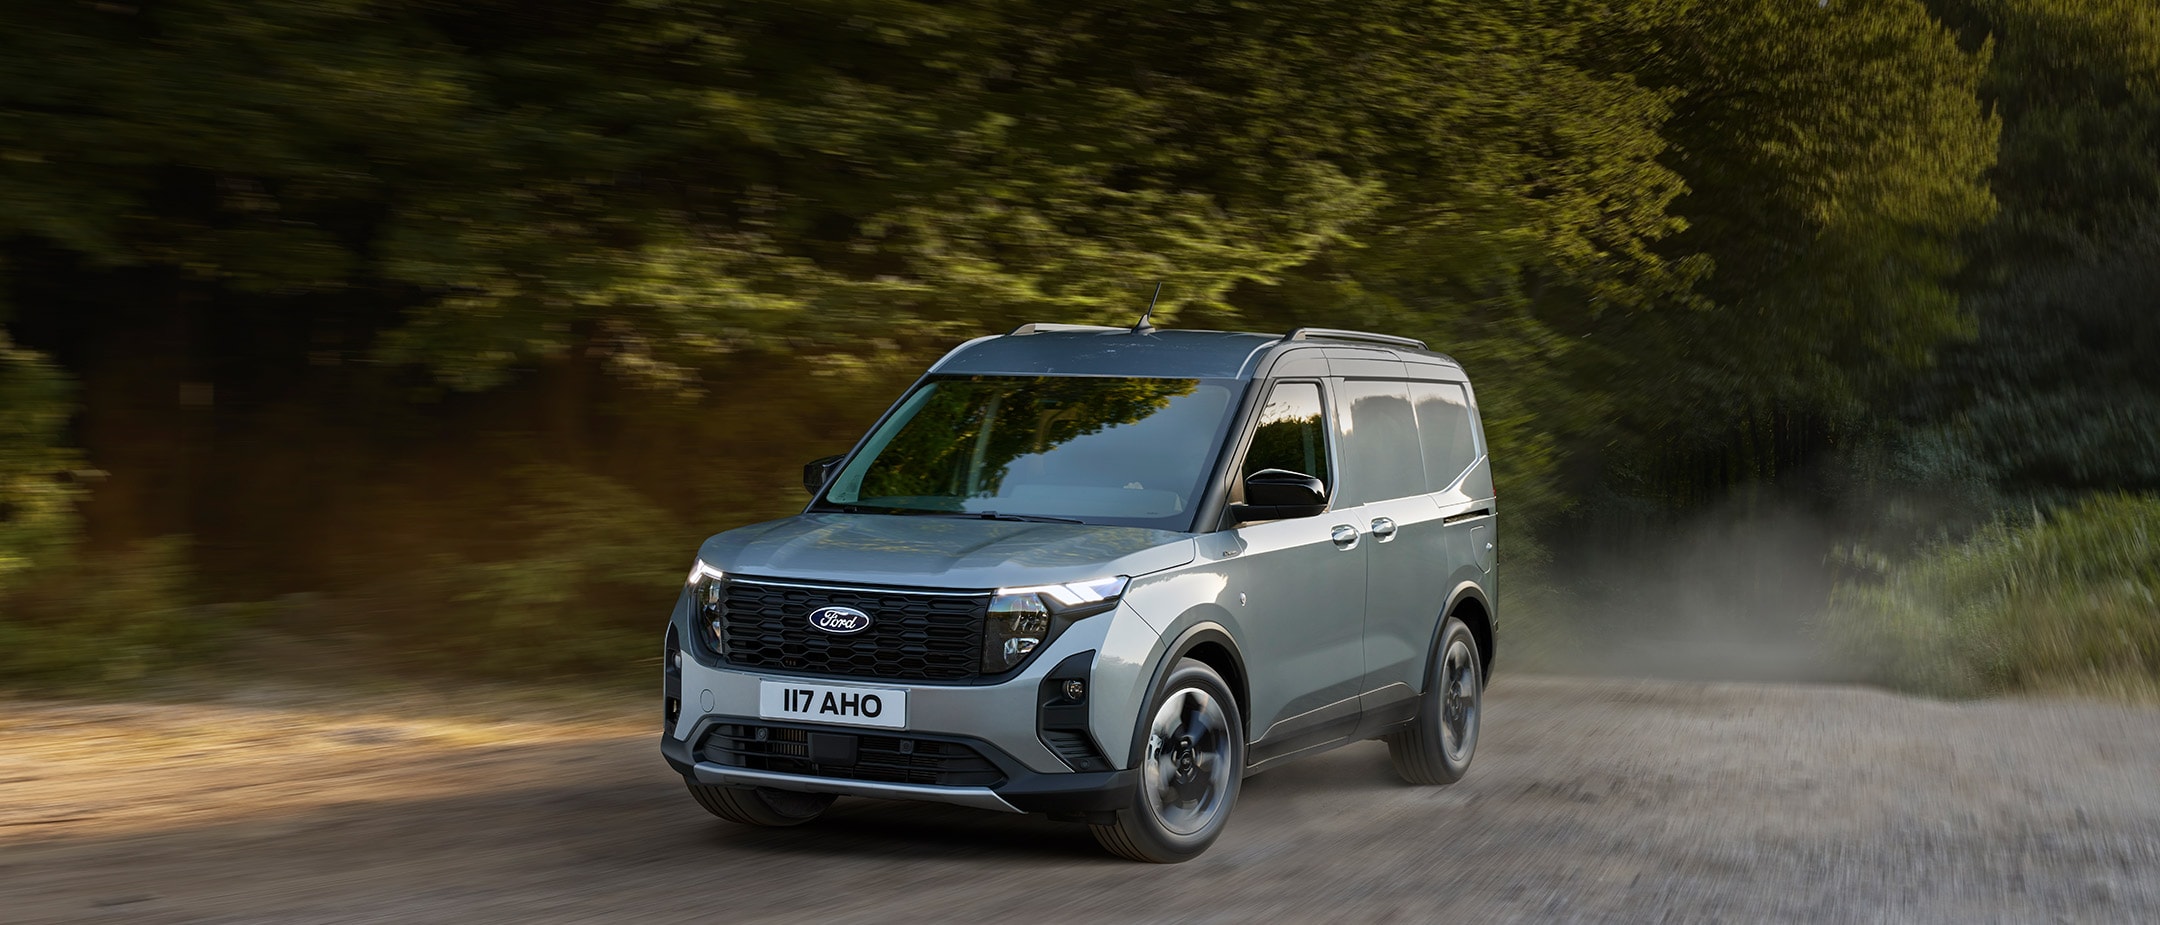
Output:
[1518, 486, 1868, 684]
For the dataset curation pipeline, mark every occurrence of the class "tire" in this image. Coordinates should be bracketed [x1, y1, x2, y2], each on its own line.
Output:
[686, 782, 835, 827]
[1385, 616, 1482, 785]
[1090, 658, 1245, 863]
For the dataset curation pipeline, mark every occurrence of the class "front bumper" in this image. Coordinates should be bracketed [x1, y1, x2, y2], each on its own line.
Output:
[660, 722, 1135, 815]
[663, 586, 1168, 816]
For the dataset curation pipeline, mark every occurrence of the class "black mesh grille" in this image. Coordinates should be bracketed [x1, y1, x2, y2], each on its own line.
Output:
[701, 724, 1007, 788]
[713, 579, 989, 681]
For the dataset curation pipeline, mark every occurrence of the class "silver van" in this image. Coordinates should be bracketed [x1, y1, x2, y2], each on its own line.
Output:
[661, 324, 1497, 862]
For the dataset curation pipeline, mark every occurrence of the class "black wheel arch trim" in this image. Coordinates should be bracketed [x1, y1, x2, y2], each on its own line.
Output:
[1431, 582, 1496, 685]
[1123, 622, 1249, 769]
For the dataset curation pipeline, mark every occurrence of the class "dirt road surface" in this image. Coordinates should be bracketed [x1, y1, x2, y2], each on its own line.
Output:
[4, 676, 2157, 924]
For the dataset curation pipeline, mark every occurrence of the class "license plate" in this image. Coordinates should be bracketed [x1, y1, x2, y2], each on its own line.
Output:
[758, 680, 907, 729]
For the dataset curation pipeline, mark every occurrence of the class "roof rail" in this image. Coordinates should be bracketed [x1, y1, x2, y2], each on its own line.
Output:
[1009, 323, 1127, 336]
[1283, 327, 1428, 350]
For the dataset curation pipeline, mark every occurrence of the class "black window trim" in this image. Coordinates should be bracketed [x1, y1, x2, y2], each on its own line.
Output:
[1215, 377, 1340, 522]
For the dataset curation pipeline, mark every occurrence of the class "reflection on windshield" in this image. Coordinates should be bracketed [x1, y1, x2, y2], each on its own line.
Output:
[824, 376, 1235, 527]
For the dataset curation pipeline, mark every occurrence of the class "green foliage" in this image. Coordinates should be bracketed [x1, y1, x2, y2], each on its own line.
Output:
[0, 0, 2104, 691]
[1574, 0, 1997, 460]
[0, 334, 82, 593]
[1950, 227, 2160, 497]
[1826, 426, 2007, 551]
[3, 0, 2004, 513]
[0, 538, 215, 685]
[1187, 0, 1710, 526]
[1, 0, 1399, 389]
[1937, 0, 2160, 261]
[387, 465, 683, 675]
[1906, 0, 2160, 510]
[1825, 494, 2160, 698]
[0, 340, 223, 688]
[1238, 0, 2000, 527]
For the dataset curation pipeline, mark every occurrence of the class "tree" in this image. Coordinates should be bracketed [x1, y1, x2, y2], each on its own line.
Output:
[1906, 0, 2160, 506]
[2, 0, 1402, 389]
[1559, 0, 1997, 512]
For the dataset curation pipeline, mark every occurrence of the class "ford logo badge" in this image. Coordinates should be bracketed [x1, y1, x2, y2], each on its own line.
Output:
[807, 605, 873, 635]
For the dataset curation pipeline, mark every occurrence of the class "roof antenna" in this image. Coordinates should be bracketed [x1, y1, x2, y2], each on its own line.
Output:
[1132, 282, 1162, 335]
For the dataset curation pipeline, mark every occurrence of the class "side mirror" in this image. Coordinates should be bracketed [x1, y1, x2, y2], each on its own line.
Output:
[802, 454, 846, 494]
[1232, 468, 1328, 523]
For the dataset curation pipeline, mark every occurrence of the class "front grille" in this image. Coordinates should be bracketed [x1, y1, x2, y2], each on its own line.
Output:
[714, 579, 989, 681]
[701, 723, 1007, 788]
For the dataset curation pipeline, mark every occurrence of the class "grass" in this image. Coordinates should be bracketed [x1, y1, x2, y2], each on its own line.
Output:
[0, 538, 229, 687]
[1824, 493, 2160, 701]
[0, 463, 682, 693]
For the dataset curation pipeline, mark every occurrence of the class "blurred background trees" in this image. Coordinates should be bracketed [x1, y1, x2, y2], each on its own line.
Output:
[0, 0, 2152, 693]
[1912, 0, 2160, 507]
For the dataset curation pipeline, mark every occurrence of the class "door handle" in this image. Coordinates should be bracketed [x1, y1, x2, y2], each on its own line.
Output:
[1330, 524, 1360, 549]
[1369, 517, 1397, 542]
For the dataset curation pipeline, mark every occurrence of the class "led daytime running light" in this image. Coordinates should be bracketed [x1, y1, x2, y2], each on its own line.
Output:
[994, 575, 1129, 608]
[686, 558, 727, 652]
[686, 559, 726, 586]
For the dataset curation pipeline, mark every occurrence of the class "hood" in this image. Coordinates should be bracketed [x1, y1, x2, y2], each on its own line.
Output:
[697, 514, 1196, 590]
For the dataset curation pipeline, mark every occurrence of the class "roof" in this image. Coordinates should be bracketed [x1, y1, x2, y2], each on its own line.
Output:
[929, 326, 1460, 381]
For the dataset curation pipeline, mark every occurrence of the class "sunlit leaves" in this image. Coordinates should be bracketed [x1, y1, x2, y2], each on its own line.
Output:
[0, 335, 82, 593]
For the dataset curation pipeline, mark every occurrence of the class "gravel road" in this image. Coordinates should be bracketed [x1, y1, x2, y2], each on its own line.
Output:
[4, 676, 2157, 924]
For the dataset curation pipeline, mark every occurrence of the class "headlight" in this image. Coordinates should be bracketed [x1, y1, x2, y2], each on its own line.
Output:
[687, 558, 726, 649]
[982, 576, 1128, 673]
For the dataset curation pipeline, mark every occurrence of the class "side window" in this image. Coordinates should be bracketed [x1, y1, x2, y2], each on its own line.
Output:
[1242, 381, 1331, 490]
[1336, 379, 1425, 505]
[1410, 382, 1480, 491]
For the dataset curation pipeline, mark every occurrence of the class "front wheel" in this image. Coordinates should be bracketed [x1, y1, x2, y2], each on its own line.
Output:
[686, 782, 835, 826]
[1090, 658, 1245, 863]
[1385, 616, 1482, 785]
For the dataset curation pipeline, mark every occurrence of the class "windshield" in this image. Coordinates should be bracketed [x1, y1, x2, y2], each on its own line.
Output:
[815, 375, 1241, 530]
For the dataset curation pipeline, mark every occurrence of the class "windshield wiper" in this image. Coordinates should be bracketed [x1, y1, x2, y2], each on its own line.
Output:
[964, 511, 1085, 524]
[836, 506, 1083, 524]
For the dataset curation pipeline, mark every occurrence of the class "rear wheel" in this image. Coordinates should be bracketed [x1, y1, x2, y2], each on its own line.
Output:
[686, 782, 835, 826]
[1091, 658, 1244, 863]
[1385, 616, 1481, 785]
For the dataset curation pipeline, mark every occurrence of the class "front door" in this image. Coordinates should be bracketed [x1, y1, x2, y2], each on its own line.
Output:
[1219, 380, 1367, 753]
